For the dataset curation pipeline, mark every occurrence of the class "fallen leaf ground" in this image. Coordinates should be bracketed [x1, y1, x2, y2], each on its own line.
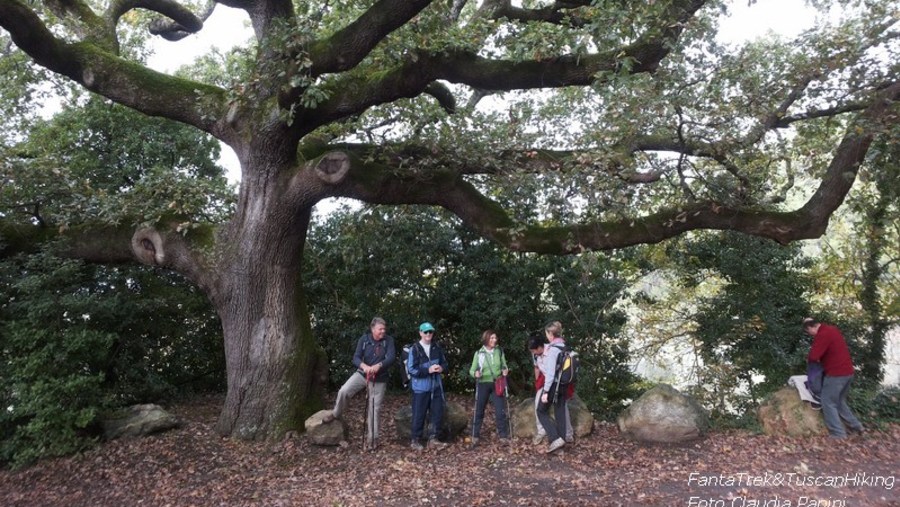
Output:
[1, 393, 897, 507]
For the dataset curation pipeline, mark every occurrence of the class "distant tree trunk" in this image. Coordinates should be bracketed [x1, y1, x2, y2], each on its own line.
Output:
[212, 156, 327, 439]
[857, 180, 888, 386]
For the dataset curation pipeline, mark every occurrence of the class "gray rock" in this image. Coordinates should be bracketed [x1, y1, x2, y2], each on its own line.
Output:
[757, 387, 826, 437]
[394, 400, 468, 441]
[304, 410, 349, 446]
[617, 384, 708, 443]
[511, 394, 594, 438]
[102, 404, 180, 440]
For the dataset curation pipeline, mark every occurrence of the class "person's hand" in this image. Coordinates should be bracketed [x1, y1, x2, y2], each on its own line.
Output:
[361, 364, 370, 374]
[474, 369, 482, 379]
[541, 392, 548, 403]
[429, 364, 442, 374]
[371, 363, 381, 374]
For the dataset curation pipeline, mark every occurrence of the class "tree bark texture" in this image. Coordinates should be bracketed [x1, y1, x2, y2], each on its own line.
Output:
[212, 157, 327, 439]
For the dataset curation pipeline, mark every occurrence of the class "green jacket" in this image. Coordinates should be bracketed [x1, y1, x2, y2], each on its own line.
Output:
[468, 346, 508, 383]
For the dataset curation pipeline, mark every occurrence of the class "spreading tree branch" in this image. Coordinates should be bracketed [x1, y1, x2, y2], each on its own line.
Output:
[0, 220, 219, 296]
[290, 0, 706, 132]
[309, 0, 435, 75]
[0, 0, 232, 141]
[313, 81, 899, 253]
[481, 0, 589, 27]
[108, 0, 215, 41]
[308, 38, 682, 133]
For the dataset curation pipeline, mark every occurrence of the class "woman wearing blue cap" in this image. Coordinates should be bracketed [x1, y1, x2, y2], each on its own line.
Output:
[407, 322, 450, 450]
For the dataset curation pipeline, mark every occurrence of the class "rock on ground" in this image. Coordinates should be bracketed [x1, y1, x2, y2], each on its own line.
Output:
[617, 384, 708, 443]
[757, 386, 827, 437]
[102, 404, 181, 440]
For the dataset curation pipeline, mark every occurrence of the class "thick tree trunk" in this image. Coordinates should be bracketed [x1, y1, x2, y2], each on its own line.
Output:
[214, 260, 326, 440]
[212, 156, 327, 440]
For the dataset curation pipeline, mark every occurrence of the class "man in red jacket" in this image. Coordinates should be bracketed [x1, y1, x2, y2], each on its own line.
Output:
[803, 318, 864, 438]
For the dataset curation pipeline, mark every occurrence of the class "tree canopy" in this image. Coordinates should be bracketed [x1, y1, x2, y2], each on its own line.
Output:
[1, 0, 897, 440]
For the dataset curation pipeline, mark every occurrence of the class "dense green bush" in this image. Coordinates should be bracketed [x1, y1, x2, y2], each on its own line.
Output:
[0, 253, 223, 468]
[0, 90, 231, 467]
[673, 232, 815, 419]
[849, 385, 900, 425]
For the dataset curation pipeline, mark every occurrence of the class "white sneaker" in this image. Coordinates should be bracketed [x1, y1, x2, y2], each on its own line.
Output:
[546, 438, 565, 454]
[428, 438, 448, 450]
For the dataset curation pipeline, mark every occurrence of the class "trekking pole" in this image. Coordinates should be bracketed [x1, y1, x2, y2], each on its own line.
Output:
[471, 367, 480, 444]
[504, 375, 512, 439]
[369, 376, 376, 450]
[500, 348, 511, 439]
[365, 370, 375, 451]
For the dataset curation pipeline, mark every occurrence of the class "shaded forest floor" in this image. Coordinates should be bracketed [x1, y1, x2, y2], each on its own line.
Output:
[1, 393, 897, 507]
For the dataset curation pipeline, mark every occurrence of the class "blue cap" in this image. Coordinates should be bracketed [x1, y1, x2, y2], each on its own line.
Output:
[419, 322, 435, 332]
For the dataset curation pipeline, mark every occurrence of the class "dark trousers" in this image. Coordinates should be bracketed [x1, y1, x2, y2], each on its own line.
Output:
[472, 382, 509, 438]
[537, 390, 567, 442]
[820, 375, 862, 438]
[411, 390, 445, 441]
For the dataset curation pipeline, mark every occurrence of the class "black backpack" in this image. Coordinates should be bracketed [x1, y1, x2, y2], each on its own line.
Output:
[553, 344, 578, 387]
[400, 342, 421, 389]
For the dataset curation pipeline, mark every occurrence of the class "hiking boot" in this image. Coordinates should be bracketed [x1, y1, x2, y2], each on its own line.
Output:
[428, 438, 448, 450]
[321, 411, 336, 423]
[364, 440, 378, 452]
[410, 440, 424, 451]
[565, 436, 575, 444]
[849, 426, 866, 436]
[532, 434, 546, 446]
[546, 438, 565, 454]
[469, 437, 479, 449]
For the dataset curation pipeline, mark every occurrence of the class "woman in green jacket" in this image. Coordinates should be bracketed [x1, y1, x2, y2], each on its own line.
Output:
[468, 329, 510, 446]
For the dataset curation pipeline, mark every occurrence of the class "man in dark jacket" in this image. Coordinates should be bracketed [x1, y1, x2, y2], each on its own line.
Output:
[407, 322, 449, 450]
[324, 317, 395, 450]
[803, 318, 864, 438]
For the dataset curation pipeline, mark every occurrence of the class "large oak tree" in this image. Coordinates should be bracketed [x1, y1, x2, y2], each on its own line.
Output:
[1, 0, 897, 440]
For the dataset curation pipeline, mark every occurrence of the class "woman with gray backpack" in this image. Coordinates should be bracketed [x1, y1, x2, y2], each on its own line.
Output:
[536, 321, 574, 454]
[467, 329, 511, 447]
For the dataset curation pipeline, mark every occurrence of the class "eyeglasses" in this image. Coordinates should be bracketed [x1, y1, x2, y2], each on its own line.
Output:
[422, 330, 434, 334]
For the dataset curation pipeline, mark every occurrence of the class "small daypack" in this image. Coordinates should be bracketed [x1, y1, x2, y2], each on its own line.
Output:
[553, 344, 578, 387]
[400, 342, 421, 389]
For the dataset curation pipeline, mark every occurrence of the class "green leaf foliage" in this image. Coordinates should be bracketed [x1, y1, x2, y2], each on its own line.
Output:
[0, 92, 228, 468]
[0, 252, 224, 468]
[1, 95, 234, 230]
[672, 231, 815, 419]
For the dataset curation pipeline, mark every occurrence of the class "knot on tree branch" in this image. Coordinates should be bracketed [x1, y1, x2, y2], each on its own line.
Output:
[132, 227, 166, 265]
[143, 0, 215, 41]
[314, 152, 350, 184]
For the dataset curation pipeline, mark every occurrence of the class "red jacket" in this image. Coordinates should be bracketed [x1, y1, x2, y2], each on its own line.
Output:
[808, 324, 855, 377]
